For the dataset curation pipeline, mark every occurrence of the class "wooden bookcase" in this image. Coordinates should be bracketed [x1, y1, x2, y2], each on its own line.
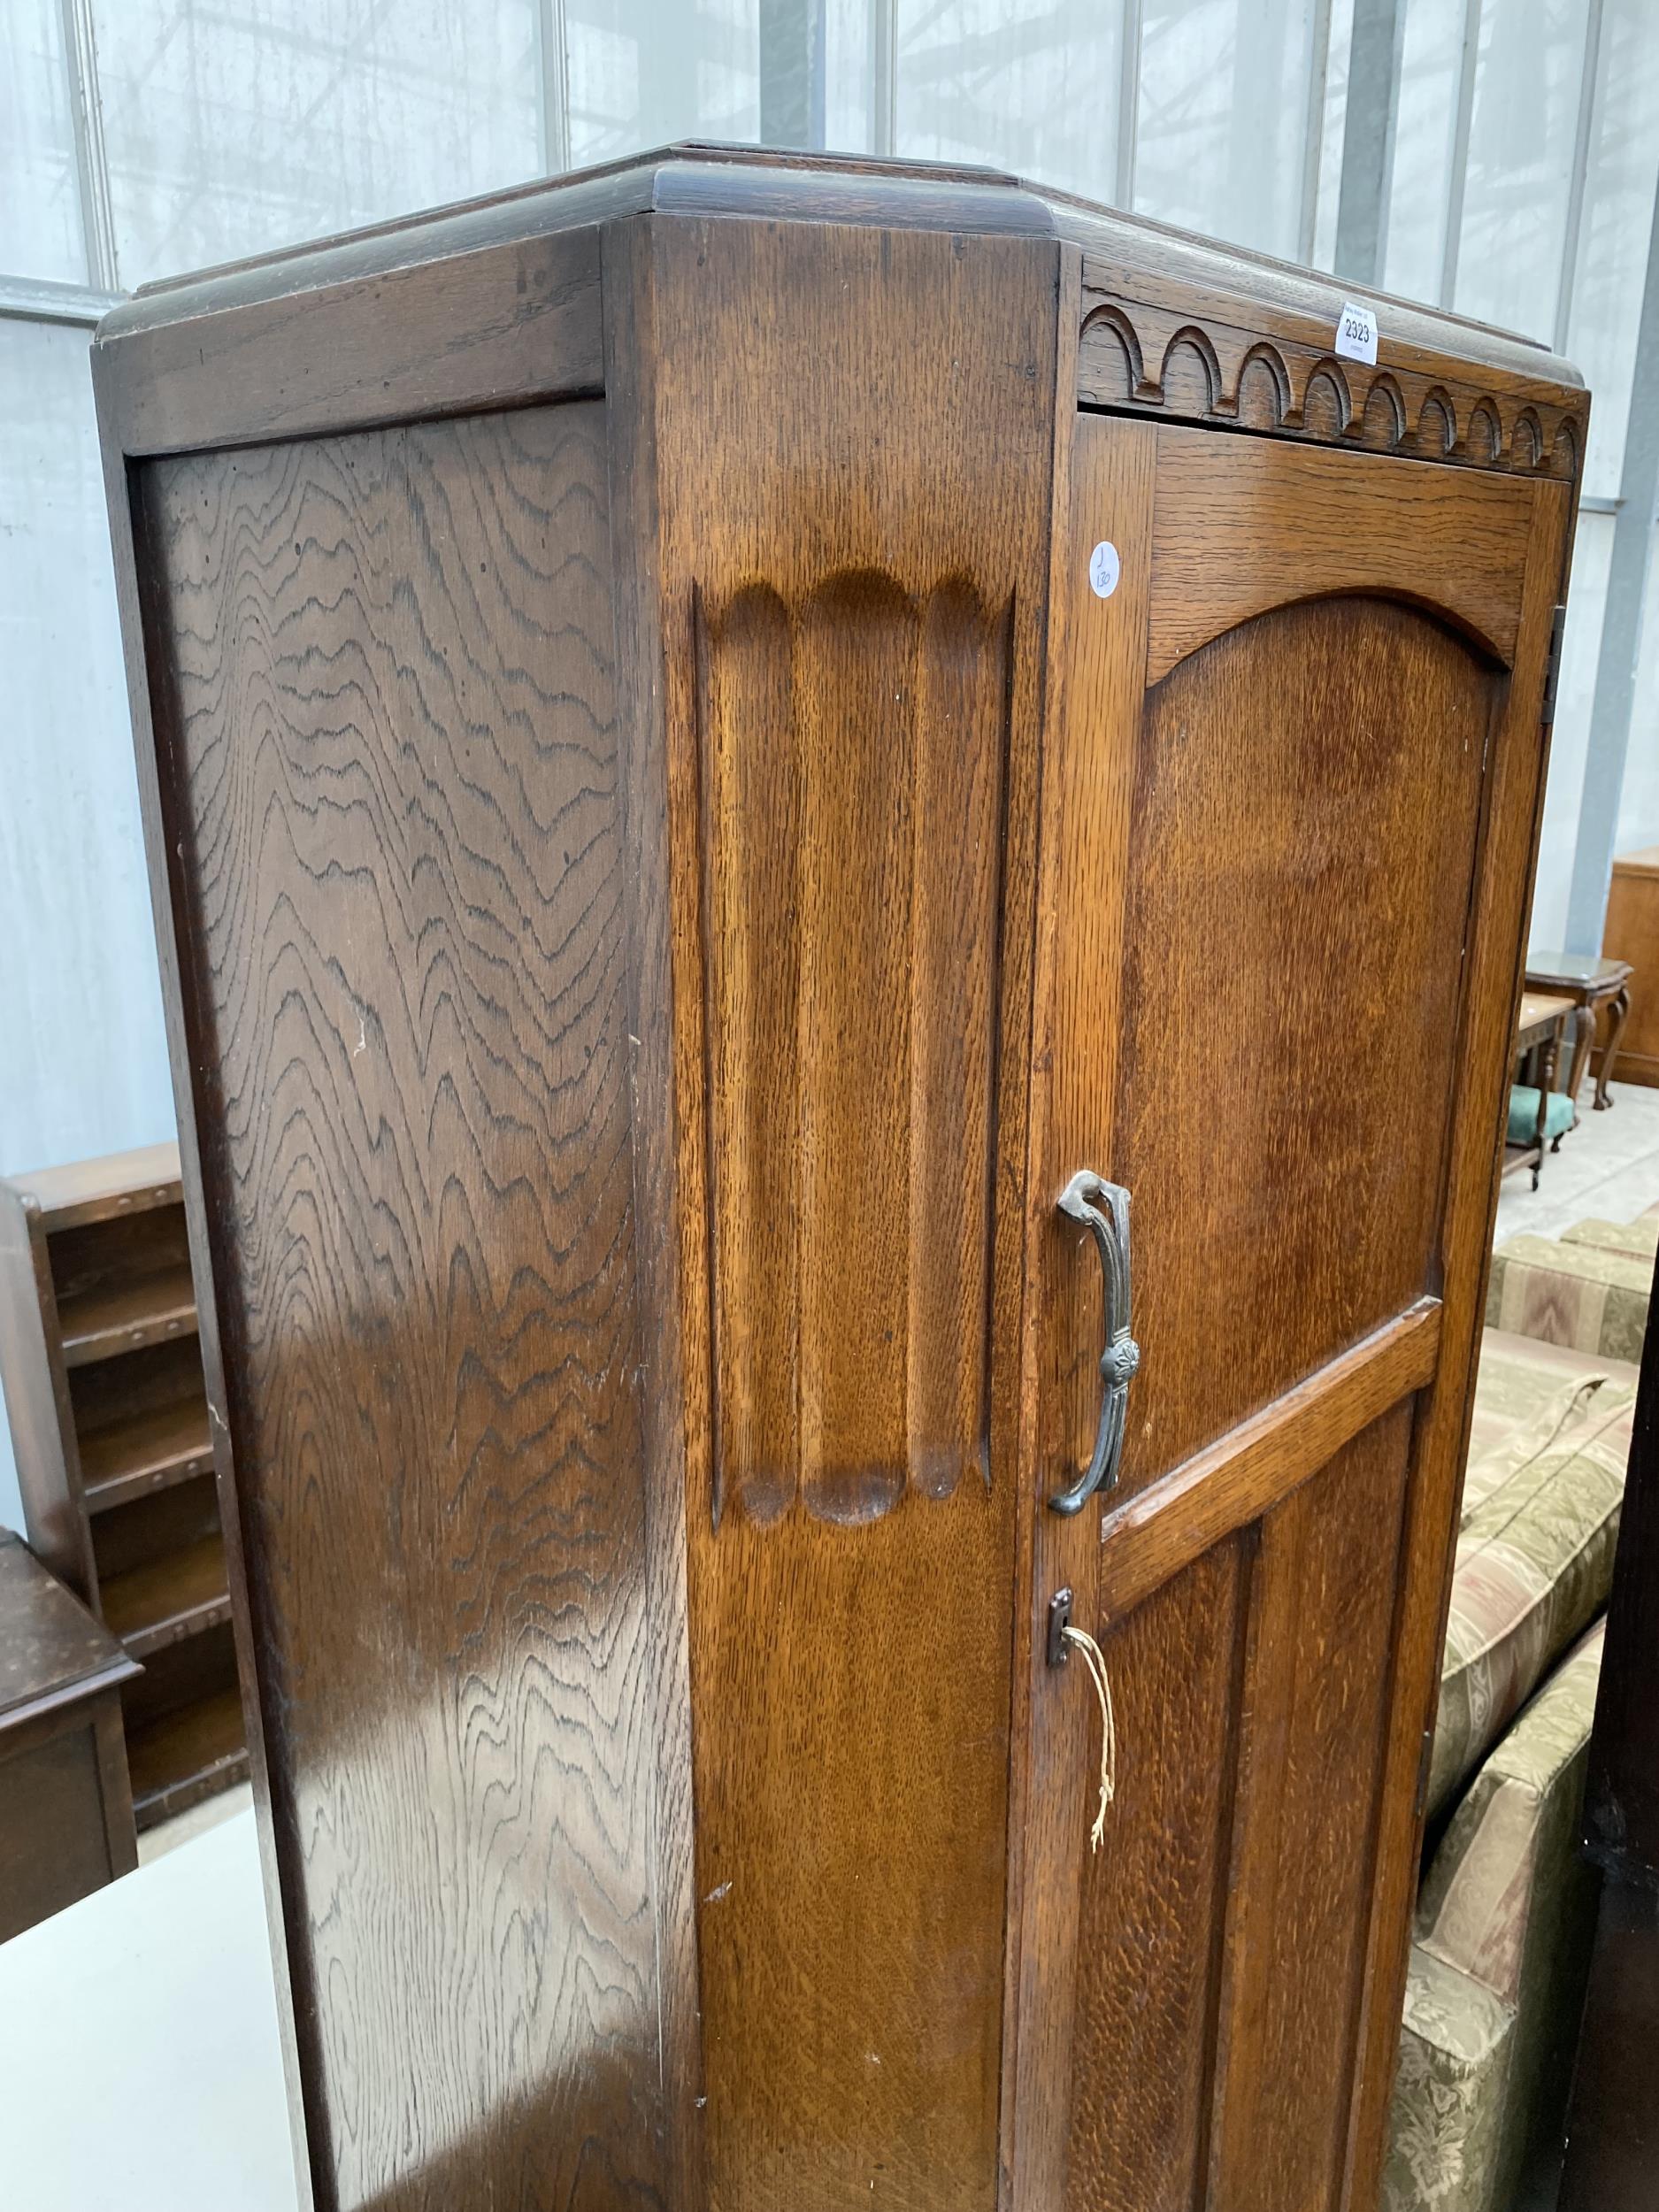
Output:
[0, 1141, 246, 1829]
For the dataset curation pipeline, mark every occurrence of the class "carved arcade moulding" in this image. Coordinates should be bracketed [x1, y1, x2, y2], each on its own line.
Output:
[1078, 275, 1586, 482]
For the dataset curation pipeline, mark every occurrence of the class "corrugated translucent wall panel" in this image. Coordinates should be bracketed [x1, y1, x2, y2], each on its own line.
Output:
[1531, 509, 1616, 952]
[1133, 0, 1318, 259]
[91, 0, 541, 289]
[566, 0, 760, 166]
[0, 322, 168, 1173]
[1309, 0, 1357, 271]
[1565, 0, 1659, 498]
[1, 0, 87, 280]
[0, 319, 175, 1528]
[825, 0, 879, 153]
[891, 1, 1123, 198]
[1453, 0, 1593, 342]
[1617, 528, 1659, 855]
[1382, 0, 1464, 309]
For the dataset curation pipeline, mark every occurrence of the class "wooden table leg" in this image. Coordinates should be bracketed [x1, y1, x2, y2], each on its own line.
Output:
[1596, 986, 1632, 1110]
[1533, 1026, 1561, 1189]
[1575, 1013, 1601, 1133]
[1564, 1002, 1595, 1125]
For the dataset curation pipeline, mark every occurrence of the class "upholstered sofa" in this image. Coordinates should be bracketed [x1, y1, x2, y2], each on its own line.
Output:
[1383, 1209, 1655, 2212]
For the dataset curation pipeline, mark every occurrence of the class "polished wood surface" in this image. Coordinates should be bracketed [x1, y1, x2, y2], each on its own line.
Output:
[1344, 436, 1570, 2212]
[1145, 431, 1535, 681]
[642, 213, 1054, 2212]
[1517, 989, 1577, 1043]
[78, 1391, 213, 1510]
[0, 1531, 139, 1941]
[125, 1680, 247, 1824]
[1601, 843, 1659, 1088]
[101, 147, 1586, 465]
[1121, 472, 1495, 1488]
[1074, 258, 1585, 480]
[141, 402, 662, 2209]
[108, 227, 603, 457]
[1095, 1301, 1441, 1625]
[1506, 993, 1572, 1187]
[1008, 408, 1571, 2212]
[92, 146, 1586, 2212]
[2, 1143, 180, 1228]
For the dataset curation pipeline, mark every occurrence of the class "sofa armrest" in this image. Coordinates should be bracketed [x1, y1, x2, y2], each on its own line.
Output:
[1383, 1947, 1515, 2212]
[1486, 1235, 1651, 1361]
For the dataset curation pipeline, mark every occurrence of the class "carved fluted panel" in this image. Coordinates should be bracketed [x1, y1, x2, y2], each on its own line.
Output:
[694, 570, 1010, 1529]
[1078, 282, 1583, 482]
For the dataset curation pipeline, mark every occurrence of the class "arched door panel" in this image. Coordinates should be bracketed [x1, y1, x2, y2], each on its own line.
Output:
[1012, 417, 1571, 2212]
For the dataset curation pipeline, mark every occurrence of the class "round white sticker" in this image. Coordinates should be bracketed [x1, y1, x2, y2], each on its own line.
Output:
[1088, 540, 1121, 599]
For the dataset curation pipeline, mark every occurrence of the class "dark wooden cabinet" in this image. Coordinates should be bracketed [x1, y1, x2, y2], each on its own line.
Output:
[1602, 842, 1659, 1087]
[1559, 1241, 1659, 2208]
[0, 1530, 138, 1939]
[0, 1145, 248, 1827]
[93, 147, 1586, 2212]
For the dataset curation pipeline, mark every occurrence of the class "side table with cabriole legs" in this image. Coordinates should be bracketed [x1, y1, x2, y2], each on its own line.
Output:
[1524, 952, 1635, 1118]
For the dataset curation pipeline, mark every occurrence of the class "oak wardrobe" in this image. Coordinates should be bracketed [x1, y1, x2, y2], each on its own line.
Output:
[94, 146, 1586, 2212]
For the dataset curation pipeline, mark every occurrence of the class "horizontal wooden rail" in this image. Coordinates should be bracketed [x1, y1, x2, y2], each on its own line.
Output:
[1098, 1298, 1442, 1623]
[104, 227, 603, 457]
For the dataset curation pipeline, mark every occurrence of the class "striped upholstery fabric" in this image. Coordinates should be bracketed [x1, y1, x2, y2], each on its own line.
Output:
[1385, 1624, 1604, 2212]
[1562, 1214, 1659, 1262]
[1458, 1373, 1611, 1526]
[1485, 1233, 1651, 1362]
[1467, 1330, 1633, 1469]
[1427, 1387, 1631, 1821]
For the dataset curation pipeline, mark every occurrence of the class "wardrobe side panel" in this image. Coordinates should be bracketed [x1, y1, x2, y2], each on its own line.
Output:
[137, 402, 666, 2212]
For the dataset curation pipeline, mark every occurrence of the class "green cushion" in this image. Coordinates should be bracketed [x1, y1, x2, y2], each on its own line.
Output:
[1507, 1086, 1574, 1144]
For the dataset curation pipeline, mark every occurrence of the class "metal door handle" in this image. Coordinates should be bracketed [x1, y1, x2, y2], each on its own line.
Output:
[1050, 1171, 1139, 1516]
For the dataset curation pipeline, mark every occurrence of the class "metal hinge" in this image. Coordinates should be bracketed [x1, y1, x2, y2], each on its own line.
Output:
[1414, 1727, 1435, 1821]
[1540, 603, 1567, 727]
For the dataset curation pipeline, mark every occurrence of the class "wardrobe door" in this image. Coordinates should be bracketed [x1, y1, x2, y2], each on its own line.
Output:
[1009, 417, 1571, 2212]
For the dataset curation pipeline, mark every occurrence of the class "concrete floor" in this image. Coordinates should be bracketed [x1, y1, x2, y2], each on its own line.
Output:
[1494, 1071, 1659, 1242]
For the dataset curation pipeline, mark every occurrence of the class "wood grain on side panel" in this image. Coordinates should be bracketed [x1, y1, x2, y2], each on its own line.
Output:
[140, 404, 664, 2212]
[105, 227, 604, 457]
[641, 216, 1057, 2212]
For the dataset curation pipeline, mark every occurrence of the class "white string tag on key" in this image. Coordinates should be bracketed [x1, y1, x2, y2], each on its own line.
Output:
[1062, 1621, 1118, 1852]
